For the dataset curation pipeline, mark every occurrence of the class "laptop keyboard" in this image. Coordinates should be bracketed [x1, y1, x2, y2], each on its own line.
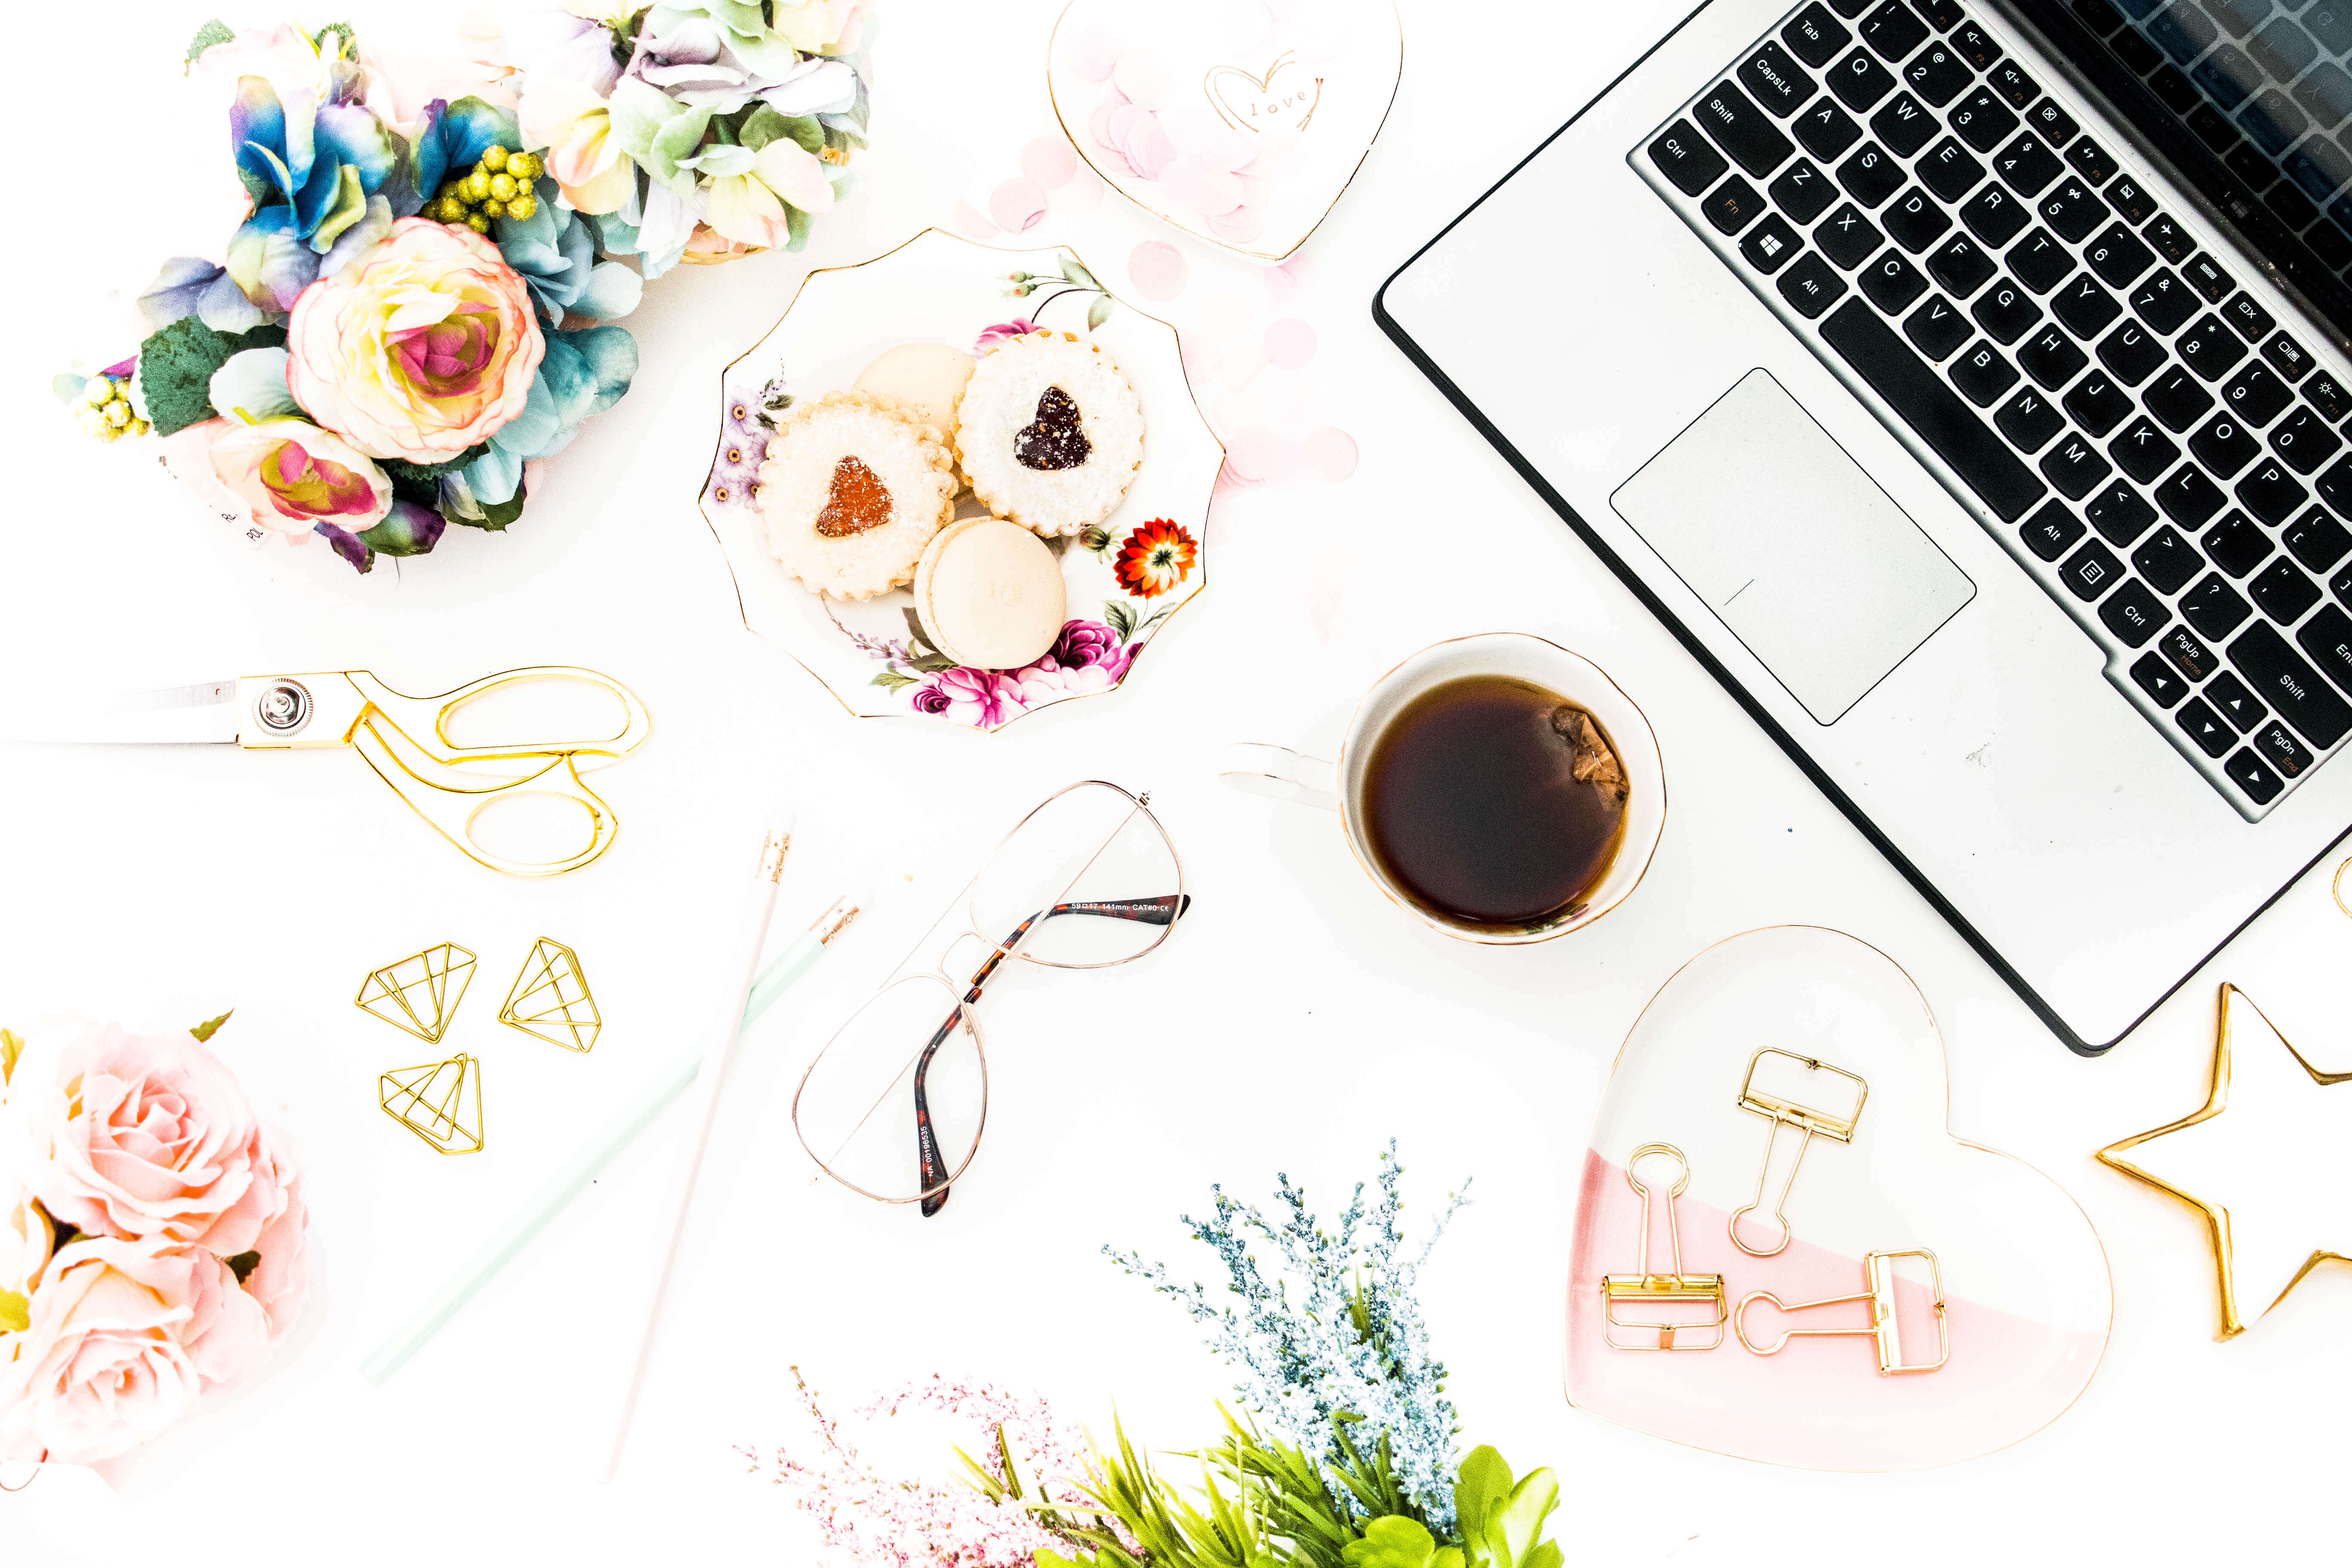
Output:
[1632, 0, 2352, 819]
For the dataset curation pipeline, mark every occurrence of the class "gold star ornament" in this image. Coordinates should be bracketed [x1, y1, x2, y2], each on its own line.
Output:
[2098, 984, 2352, 1340]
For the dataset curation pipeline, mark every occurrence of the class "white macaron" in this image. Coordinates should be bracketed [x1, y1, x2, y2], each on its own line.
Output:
[913, 518, 1067, 671]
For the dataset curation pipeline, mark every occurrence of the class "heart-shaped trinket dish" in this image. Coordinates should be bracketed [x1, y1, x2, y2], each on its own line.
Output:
[1047, 0, 1403, 260]
[1565, 927, 2111, 1470]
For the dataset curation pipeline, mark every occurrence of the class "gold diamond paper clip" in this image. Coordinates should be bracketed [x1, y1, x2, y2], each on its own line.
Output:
[499, 937, 600, 1053]
[379, 1053, 485, 1155]
[356, 942, 477, 1044]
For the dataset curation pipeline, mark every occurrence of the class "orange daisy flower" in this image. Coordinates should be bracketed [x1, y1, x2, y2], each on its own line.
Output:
[1113, 518, 1199, 599]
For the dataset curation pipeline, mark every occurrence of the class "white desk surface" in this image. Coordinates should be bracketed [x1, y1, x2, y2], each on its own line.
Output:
[5, 1, 2346, 1561]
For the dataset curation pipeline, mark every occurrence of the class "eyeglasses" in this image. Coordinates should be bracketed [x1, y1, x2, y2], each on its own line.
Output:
[792, 781, 1187, 1216]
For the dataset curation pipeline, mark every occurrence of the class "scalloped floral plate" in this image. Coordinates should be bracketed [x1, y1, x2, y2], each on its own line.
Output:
[699, 228, 1222, 730]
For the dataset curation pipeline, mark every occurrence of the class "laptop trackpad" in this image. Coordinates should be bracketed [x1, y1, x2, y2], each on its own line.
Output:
[1610, 370, 1975, 724]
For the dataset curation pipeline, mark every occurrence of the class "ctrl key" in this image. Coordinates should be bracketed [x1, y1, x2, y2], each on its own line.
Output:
[1777, 250, 1849, 318]
[1649, 119, 1729, 196]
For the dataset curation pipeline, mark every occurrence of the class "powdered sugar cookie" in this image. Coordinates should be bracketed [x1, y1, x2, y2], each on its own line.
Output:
[956, 331, 1143, 536]
[756, 391, 956, 599]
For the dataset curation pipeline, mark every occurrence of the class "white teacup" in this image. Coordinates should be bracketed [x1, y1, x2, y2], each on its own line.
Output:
[1223, 633, 1666, 944]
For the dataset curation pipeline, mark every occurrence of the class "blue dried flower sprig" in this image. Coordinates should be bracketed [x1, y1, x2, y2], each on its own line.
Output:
[1107, 1143, 1471, 1531]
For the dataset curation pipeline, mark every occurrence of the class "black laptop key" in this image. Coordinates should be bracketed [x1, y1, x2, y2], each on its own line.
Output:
[2256, 721, 2318, 778]
[1919, 137, 1988, 202]
[1742, 42, 1821, 117]
[2157, 464, 2230, 528]
[2022, 499, 2087, 559]
[2190, 413, 2264, 477]
[1828, 47, 1901, 111]
[2220, 361, 2293, 427]
[1819, 300, 2049, 519]
[1960, 183, 2031, 245]
[1838, 142, 1906, 206]
[2249, 15, 2318, 79]
[1914, 0, 1965, 28]
[1948, 18, 2002, 67]
[1651, 123, 1731, 196]
[2193, 45, 2265, 113]
[2263, 333, 2315, 383]
[1741, 213, 1806, 273]
[2065, 368, 2137, 435]
[2053, 273, 2123, 336]
[1905, 292, 1975, 356]
[2097, 321, 2169, 386]
[2307, 373, 2352, 425]
[1987, 59, 2042, 111]
[2043, 430, 2115, 495]
[1703, 175, 1770, 235]
[1991, 129, 2062, 188]
[2205, 509, 2276, 576]
[2143, 213, 2197, 263]
[1972, 276, 2043, 342]
[2145, 365, 2217, 431]
[1795, 97, 1866, 160]
[2206, 0, 2273, 39]
[2039, 178, 2112, 242]
[1904, 42, 1974, 107]
[2112, 416, 2181, 484]
[1871, 92, 1939, 157]
[2223, 747, 2286, 802]
[2150, 2, 2220, 64]
[1778, 249, 1852, 318]
[1816, 202, 1886, 267]
[2284, 507, 2352, 570]
[2162, 624, 2223, 683]
[2207, 667, 2266, 729]
[2129, 269, 2197, 334]
[1883, 186, 1954, 251]
[2295, 60, 2352, 129]
[2106, 174, 2158, 226]
[2230, 622, 2352, 744]
[1770, 158, 1838, 224]
[2265, 178, 2321, 233]
[1861, 248, 1931, 310]
[2237, 459, 2309, 524]
[2067, 136, 2121, 186]
[2318, 451, 2352, 519]
[1926, 233, 1996, 297]
[1998, 386, 2067, 450]
[2178, 315, 2249, 380]
[1860, 0, 1931, 59]
[2249, 554, 2323, 621]
[2008, 228, 2076, 294]
[1785, 3, 1856, 67]
[2178, 698, 2236, 755]
[2085, 478, 2160, 544]
[1952, 336, 2022, 404]
[2285, 133, 2352, 204]
[2133, 524, 2206, 594]
[2027, 99, 2081, 147]
[1698, 84, 1796, 178]
[2020, 325, 2091, 389]
[2150, 64, 2202, 117]
[2224, 138, 2280, 191]
[2294, 603, 2352, 694]
[2220, 291, 2279, 343]
[2099, 578, 2170, 645]
[2131, 651, 2191, 707]
[2061, 537, 2128, 600]
[2179, 253, 2233, 307]
[2184, 573, 2257, 640]
[2084, 224, 2158, 289]
[2309, 2, 2352, 53]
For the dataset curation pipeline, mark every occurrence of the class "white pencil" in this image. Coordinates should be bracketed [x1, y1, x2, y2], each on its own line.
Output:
[603, 816, 793, 1481]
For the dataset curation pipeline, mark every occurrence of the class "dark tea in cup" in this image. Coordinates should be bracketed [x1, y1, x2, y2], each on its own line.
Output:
[1358, 674, 1631, 929]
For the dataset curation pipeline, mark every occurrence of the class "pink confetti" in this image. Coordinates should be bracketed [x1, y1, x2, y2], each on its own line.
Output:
[1201, 127, 1259, 173]
[1236, 172, 1277, 209]
[1022, 136, 1078, 189]
[1125, 116, 1178, 180]
[1128, 240, 1188, 301]
[1219, 342, 1269, 388]
[989, 178, 1047, 232]
[1068, 23, 1121, 80]
[1114, 52, 1175, 110]
[1303, 426, 1359, 483]
[1161, 101, 1226, 155]
[1195, 170, 1244, 215]
[1227, 426, 1297, 482]
[1058, 165, 1106, 216]
[1209, 204, 1265, 245]
[1090, 101, 1124, 151]
[1157, 158, 1207, 210]
[1264, 317, 1317, 369]
[1105, 102, 1146, 150]
[1215, 455, 1261, 492]
[950, 198, 998, 236]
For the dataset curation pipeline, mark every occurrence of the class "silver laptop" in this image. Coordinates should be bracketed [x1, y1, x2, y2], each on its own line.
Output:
[1378, 0, 2352, 1052]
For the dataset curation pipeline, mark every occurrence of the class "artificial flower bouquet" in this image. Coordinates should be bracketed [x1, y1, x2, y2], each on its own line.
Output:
[61, 5, 871, 575]
[748, 1147, 1565, 1568]
[0, 1017, 309, 1468]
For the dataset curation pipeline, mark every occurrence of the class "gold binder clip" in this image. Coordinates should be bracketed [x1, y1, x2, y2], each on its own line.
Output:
[1734, 1247, 1950, 1375]
[1601, 1143, 1727, 1351]
[1729, 1047, 1868, 1257]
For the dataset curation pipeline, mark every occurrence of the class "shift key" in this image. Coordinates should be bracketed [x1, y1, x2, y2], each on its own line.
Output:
[2228, 622, 2352, 748]
[1697, 82, 1797, 177]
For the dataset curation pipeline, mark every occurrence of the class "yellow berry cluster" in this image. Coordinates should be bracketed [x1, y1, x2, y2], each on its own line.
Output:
[427, 145, 544, 232]
[76, 375, 148, 441]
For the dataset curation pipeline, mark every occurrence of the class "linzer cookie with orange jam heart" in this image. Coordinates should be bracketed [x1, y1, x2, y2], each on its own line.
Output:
[756, 390, 957, 599]
[956, 331, 1144, 536]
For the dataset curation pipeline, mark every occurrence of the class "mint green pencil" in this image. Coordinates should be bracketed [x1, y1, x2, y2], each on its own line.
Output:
[360, 895, 859, 1385]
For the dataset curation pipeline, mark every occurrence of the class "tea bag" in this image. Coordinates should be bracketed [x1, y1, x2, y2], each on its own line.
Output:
[1553, 705, 1629, 804]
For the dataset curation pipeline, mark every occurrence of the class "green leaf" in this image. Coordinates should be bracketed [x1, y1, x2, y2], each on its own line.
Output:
[785, 203, 813, 253]
[224, 1249, 262, 1284]
[870, 669, 918, 691]
[184, 18, 233, 69]
[1062, 257, 1102, 291]
[1452, 1446, 1513, 1559]
[0, 1028, 22, 1084]
[1087, 293, 1114, 331]
[909, 654, 957, 674]
[0, 1289, 28, 1335]
[1341, 1516, 1457, 1568]
[1103, 599, 1137, 641]
[138, 319, 287, 438]
[1517, 1546, 1562, 1568]
[903, 606, 941, 655]
[450, 484, 526, 533]
[741, 106, 827, 153]
[190, 1011, 233, 1044]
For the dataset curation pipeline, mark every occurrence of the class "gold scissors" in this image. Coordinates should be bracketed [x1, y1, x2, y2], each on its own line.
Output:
[1, 667, 651, 876]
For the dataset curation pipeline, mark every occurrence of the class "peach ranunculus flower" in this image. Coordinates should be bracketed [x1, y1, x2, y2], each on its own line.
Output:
[518, 75, 637, 214]
[1, 1176, 51, 1306]
[0, 1235, 205, 1464]
[287, 218, 546, 462]
[208, 417, 395, 537]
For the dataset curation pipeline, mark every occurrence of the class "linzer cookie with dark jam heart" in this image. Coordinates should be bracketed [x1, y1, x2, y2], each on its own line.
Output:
[956, 331, 1144, 536]
[756, 390, 957, 599]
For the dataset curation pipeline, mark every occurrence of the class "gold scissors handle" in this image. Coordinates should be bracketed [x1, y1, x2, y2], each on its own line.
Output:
[350, 723, 620, 877]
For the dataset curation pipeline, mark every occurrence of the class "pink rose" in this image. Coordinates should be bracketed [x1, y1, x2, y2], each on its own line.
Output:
[1, 1176, 51, 1302]
[209, 417, 395, 537]
[0, 1021, 282, 1254]
[0, 1236, 203, 1464]
[287, 217, 545, 461]
[1008, 655, 1123, 704]
[239, 1144, 309, 1339]
[908, 667, 1028, 729]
